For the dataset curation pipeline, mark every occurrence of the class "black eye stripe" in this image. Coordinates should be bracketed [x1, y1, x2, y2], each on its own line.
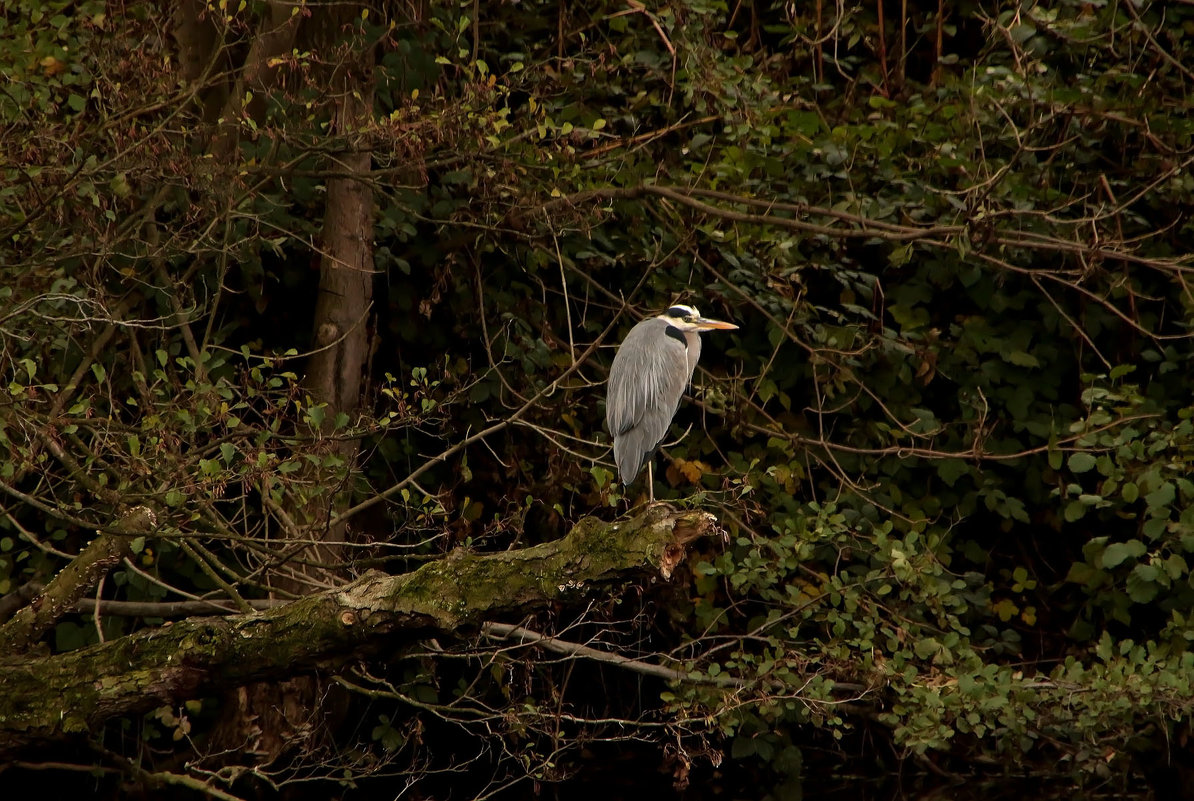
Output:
[666, 306, 696, 318]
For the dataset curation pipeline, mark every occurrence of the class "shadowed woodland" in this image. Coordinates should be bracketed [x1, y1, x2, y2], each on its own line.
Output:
[2, 0, 1194, 798]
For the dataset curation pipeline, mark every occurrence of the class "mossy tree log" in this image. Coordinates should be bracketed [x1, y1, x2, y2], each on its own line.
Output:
[0, 508, 719, 756]
[0, 506, 159, 653]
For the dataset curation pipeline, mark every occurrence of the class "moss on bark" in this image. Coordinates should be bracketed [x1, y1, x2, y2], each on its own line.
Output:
[0, 507, 717, 756]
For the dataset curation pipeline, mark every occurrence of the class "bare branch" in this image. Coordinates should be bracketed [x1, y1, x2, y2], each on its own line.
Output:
[482, 622, 748, 689]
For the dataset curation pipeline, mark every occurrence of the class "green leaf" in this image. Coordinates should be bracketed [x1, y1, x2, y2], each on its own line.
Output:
[913, 637, 942, 659]
[1065, 561, 1097, 586]
[1164, 553, 1188, 580]
[1067, 452, 1097, 473]
[1145, 482, 1175, 513]
[1142, 518, 1169, 540]
[1101, 540, 1146, 569]
[731, 737, 757, 759]
[1126, 565, 1159, 604]
[936, 458, 968, 487]
[1006, 350, 1040, 368]
[307, 405, 326, 427]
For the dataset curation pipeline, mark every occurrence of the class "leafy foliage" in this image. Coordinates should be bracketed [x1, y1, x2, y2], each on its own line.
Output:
[3, 0, 1194, 796]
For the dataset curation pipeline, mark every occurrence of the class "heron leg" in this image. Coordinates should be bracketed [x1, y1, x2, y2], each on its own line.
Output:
[647, 461, 654, 503]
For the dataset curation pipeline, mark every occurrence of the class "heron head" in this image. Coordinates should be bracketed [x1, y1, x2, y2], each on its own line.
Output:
[661, 304, 739, 333]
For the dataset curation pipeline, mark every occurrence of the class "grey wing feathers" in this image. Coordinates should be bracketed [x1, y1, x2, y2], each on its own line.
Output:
[611, 404, 673, 486]
[606, 318, 694, 484]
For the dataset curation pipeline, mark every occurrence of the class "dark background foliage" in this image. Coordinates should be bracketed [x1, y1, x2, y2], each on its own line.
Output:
[2, 0, 1193, 797]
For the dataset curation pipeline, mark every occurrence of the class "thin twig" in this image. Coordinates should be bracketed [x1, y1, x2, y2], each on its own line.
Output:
[482, 622, 748, 689]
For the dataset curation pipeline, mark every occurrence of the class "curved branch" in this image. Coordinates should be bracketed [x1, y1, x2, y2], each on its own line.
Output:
[0, 506, 159, 653]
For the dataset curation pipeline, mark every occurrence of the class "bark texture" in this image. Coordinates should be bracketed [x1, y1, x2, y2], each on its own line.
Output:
[304, 86, 375, 452]
[0, 506, 158, 653]
[0, 508, 718, 756]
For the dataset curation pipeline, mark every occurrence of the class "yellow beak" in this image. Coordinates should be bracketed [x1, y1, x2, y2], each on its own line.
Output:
[694, 318, 739, 331]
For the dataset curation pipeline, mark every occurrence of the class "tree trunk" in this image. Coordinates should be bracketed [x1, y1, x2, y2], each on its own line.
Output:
[172, 0, 302, 151]
[210, 28, 376, 762]
[302, 76, 376, 551]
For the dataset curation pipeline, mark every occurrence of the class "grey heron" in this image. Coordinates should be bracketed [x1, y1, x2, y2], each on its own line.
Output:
[605, 303, 738, 500]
